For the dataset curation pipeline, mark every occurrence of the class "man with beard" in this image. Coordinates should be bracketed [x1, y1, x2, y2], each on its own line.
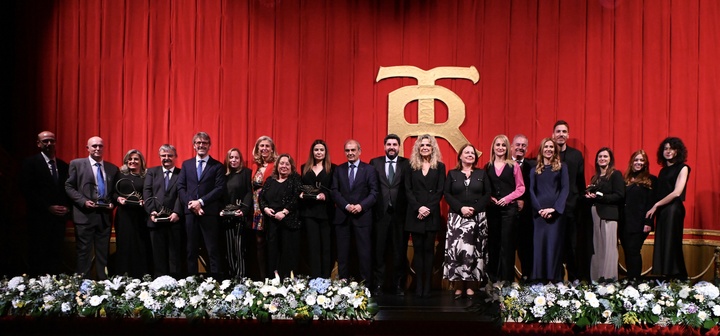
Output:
[370, 134, 410, 296]
[552, 121, 586, 280]
[177, 132, 226, 276]
[65, 136, 119, 280]
[21, 131, 71, 276]
[511, 134, 535, 280]
[143, 144, 184, 277]
[332, 140, 378, 286]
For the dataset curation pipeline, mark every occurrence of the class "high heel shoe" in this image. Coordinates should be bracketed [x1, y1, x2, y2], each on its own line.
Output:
[466, 289, 475, 299]
[454, 290, 463, 300]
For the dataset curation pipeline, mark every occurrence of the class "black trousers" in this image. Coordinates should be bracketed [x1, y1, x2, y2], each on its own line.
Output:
[305, 216, 332, 278]
[373, 208, 408, 289]
[150, 221, 185, 277]
[488, 204, 518, 282]
[621, 231, 649, 279]
[74, 215, 112, 280]
[411, 231, 435, 295]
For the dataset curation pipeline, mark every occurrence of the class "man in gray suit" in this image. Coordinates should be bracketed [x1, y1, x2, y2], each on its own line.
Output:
[370, 134, 409, 296]
[65, 136, 119, 280]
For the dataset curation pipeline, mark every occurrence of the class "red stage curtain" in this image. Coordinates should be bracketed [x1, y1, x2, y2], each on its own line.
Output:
[9, 0, 720, 236]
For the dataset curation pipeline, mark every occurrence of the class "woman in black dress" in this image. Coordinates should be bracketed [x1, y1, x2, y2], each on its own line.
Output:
[585, 147, 625, 281]
[299, 140, 335, 278]
[219, 148, 253, 278]
[485, 134, 525, 282]
[647, 137, 690, 279]
[443, 144, 490, 299]
[260, 154, 301, 278]
[405, 134, 445, 297]
[113, 149, 151, 277]
[621, 149, 656, 279]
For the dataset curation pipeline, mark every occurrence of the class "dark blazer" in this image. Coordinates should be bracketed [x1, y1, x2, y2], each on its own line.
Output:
[331, 161, 378, 226]
[177, 156, 226, 216]
[587, 170, 625, 221]
[559, 146, 585, 211]
[404, 162, 446, 233]
[299, 163, 335, 220]
[517, 159, 535, 203]
[444, 168, 491, 214]
[223, 167, 253, 216]
[623, 175, 657, 233]
[369, 156, 409, 220]
[143, 166, 183, 228]
[21, 153, 71, 215]
[65, 158, 119, 224]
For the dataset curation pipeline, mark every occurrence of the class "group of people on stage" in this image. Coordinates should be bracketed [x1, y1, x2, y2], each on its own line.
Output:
[21, 121, 690, 298]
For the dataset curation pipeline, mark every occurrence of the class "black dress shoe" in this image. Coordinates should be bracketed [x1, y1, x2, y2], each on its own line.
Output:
[395, 286, 405, 296]
[372, 286, 383, 296]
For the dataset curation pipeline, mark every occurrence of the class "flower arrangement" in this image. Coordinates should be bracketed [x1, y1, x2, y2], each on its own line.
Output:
[488, 278, 720, 329]
[0, 272, 375, 322]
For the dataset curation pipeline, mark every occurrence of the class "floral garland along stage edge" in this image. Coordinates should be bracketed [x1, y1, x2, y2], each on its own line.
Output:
[0, 272, 375, 321]
[487, 278, 720, 329]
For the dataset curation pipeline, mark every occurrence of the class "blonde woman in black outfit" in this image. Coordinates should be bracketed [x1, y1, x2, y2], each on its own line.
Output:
[220, 148, 253, 278]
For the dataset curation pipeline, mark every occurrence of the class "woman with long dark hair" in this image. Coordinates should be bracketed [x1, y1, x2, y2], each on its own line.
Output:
[299, 140, 335, 278]
[220, 148, 252, 278]
[585, 147, 625, 281]
[647, 137, 690, 279]
[621, 149, 656, 279]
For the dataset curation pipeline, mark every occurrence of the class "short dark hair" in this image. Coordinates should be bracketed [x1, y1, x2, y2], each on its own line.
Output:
[384, 134, 401, 144]
[553, 120, 569, 132]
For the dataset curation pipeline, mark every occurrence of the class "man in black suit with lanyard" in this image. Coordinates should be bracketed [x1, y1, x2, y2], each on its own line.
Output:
[552, 120, 586, 281]
[370, 134, 409, 296]
[332, 139, 378, 286]
[21, 131, 71, 276]
[65, 136, 119, 280]
[511, 134, 535, 280]
[177, 132, 225, 276]
[143, 144, 184, 277]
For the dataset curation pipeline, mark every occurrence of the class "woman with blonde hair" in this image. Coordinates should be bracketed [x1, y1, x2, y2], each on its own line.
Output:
[529, 138, 569, 282]
[405, 134, 445, 297]
[220, 148, 253, 278]
[485, 134, 525, 282]
[251, 135, 277, 279]
[114, 149, 151, 277]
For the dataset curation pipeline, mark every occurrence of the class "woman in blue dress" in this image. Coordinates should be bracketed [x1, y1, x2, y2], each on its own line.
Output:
[529, 138, 569, 282]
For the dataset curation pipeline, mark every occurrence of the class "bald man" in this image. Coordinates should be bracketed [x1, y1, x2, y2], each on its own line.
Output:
[21, 131, 71, 276]
[65, 136, 119, 280]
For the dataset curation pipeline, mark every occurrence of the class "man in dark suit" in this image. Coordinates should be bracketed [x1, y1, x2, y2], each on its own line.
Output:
[332, 139, 378, 286]
[21, 131, 71, 276]
[177, 132, 225, 276]
[65, 136, 119, 280]
[552, 120, 587, 280]
[143, 144, 184, 277]
[512, 134, 535, 280]
[369, 134, 409, 296]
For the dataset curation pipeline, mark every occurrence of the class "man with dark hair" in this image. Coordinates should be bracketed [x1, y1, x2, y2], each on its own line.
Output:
[21, 131, 71, 276]
[370, 134, 410, 296]
[177, 132, 226, 276]
[552, 120, 587, 280]
[65, 136, 119, 280]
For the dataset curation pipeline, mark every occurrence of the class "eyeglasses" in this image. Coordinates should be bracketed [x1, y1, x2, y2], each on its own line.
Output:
[194, 141, 210, 145]
[40, 139, 56, 144]
[90, 144, 104, 148]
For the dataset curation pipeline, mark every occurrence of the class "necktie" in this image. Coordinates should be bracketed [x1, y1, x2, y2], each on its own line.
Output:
[95, 163, 105, 200]
[197, 160, 205, 179]
[387, 160, 395, 184]
[49, 159, 58, 182]
[164, 170, 170, 191]
[348, 164, 356, 188]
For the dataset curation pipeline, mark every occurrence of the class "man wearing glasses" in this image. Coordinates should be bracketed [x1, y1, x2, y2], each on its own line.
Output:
[65, 136, 119, 280]
[177, 132, 225, 276]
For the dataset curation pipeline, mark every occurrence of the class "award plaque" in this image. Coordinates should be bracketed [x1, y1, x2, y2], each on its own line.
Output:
[301, 182, 329, 200]
[116, 178, 143, 205]
[146, 196, 172, 222]
[221, 200, 248, 217]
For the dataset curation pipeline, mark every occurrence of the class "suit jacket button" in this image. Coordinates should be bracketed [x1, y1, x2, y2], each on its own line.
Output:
[429, 190, 434, 193]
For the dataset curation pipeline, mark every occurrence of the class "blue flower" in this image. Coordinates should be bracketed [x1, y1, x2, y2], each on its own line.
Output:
[309, 278, 330, 294]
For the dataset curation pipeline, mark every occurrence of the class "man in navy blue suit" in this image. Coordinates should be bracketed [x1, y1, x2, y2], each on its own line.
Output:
[177, 132, 226, 276]
[331, 139, 378, 286]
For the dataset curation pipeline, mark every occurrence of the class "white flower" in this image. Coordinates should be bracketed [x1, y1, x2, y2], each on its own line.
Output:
[573, 300, 582, 309]
[189, 295, 202, 307]
[43, 295, 55, 304]
[597, 286, 607, 295]
[268, 303, 278, 313]
[177, 279, 187, 287]
[224, 294, 237, 302]
[678, 287, 690, 299]
[557, 300, 569, 308]
[175, 298, 186, 309]
[621, 287, 639, 299]
[589, 299, 600, 308]
[638, 283, 650, 292]
[317, 295, 328, 306]
[509, 289, 519, 298]
[694, 294, 705, 302]
[349, 295, 364, 308]
[8, 276, 24, 289]
[242, 292, 256, 306]
[61, 302, 71, 313]
[584, 291, 597, 301]
[305, 295, 317, 306]
[89, 295, 105, 307]
[602, 310, 612, 318]
[534, 296, 546, 306]
[713, 305, 720, 317]
[694, 282, 720, 300]
[652, 304, 662, 315]
[149, 276, 178, 291]
[698, 311, 708, 321]
[349, 281, 358, 289]
[138, 290, 151, 301]
[17, 284, 26, 292]
[606, 284, 616, 294]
